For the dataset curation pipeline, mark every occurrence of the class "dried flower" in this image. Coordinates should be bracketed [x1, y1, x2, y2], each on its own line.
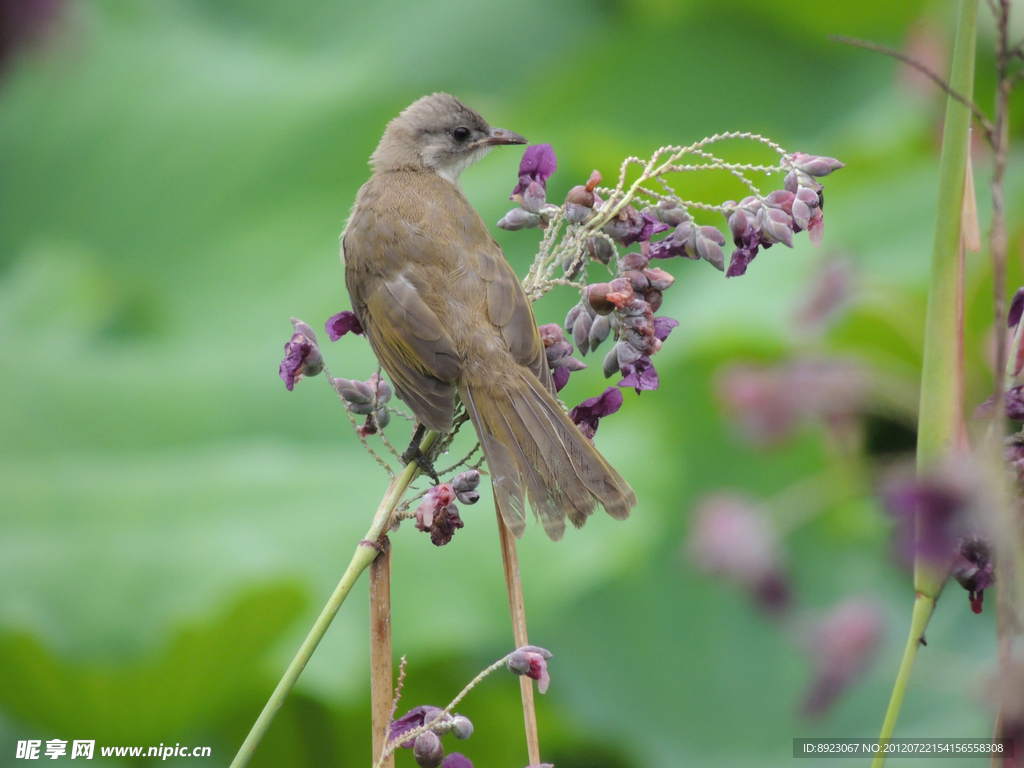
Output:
[414, 484, 464, 546]
[950, 537, 995, 614]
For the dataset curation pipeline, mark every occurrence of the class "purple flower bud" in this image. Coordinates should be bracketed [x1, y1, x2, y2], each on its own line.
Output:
[655, 199, 692, 227]
[333, 377, 375, 404]
[801, 598, 883, 717]
[1010, 286, 1024, 328]
[455, 489, 479, 505]
[602, 345, 619, 378]
[569, 386, 623, 439]
[950, 536, 994, 614]
[450, 716, 474, 740]
[883, 471, 974, 567]
[588, 314, 611, 349]
[602, 204, 646, 246]
[696, 226, 726, 271]
[326, 311, 363, 341]
[761, 208, 794, 247]
[642, 267, 674, 291]
[506, 645, 552, 694]
[792, 153, 845, 178]
[414, 732, 444, 768]
[586, 283, 616, 315]
[375, 407, 391, 429]
[551, 366, 570, 392]
[441, 754, 473, 768]
[521, 181, 547, 214]
[451, 469, 480, 492]
[279, 328, 324, 391]
[564, 185, 594, 224]
[571, 311, 593, 355]
[975, 385, 1024, 421]
[512, 144, 557, 200]
[587, 236, 615, 265]
[498, 207, 541, 231]
[290, 317, 319, 345]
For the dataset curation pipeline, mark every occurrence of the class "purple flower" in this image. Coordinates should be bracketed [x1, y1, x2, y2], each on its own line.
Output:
[326, 311, 363, 341]
[653, 316, 679, 341]
[389, 706, 446, 748]
[441, 755, 473, 768]
[975, 385, 1024, 421]
[506, 645, 552, 694]
[950, 537, 995, 614]
[618, 354, 659, 393]
[279, 319, 324, 391]
[512, 144, 557, 200]
[569, 386, 623, 439]
[883, 472, 973, 567]
[539, 323, 586, 391]
[1009, 286, 1024, 328]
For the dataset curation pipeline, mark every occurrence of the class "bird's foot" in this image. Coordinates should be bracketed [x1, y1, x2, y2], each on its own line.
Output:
[401, 424, 439, 484]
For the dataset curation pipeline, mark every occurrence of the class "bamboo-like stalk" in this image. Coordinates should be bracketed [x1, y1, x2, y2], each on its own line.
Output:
[369, 538, 394, 768]
[872, 2, 977, 765]
[496, 512, 541, 766]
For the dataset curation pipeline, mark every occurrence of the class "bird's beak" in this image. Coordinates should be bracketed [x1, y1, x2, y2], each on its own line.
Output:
[477, 127, 528, 148]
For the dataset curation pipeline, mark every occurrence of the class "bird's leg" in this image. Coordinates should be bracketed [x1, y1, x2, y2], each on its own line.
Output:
[401, 424, 439, 484]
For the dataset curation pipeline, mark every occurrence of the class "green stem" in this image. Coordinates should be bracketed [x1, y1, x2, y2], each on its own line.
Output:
[230, 431, 439, 768]
[871, 595, 936, 768]
[873, 2, 977, 765]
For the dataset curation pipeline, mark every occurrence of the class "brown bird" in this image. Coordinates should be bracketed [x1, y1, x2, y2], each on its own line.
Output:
[342, 93, 636, 540]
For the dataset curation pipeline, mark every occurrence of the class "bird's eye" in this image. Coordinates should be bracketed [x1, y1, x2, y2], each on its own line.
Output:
[453, 126, 471, 141]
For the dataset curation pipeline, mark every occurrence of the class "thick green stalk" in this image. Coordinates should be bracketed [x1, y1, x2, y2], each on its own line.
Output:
[873, 3, 977, 765]
[231, 431, 439, 768]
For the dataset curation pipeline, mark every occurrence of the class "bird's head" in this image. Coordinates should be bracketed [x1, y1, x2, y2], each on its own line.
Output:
[371, 93, 527, 184]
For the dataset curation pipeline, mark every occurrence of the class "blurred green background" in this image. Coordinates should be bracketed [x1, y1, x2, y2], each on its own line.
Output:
[1, 0, 1020, 766]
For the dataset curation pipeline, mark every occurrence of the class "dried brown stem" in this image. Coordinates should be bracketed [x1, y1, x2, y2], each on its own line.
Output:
[830, 34, 995, 143]
[496, 511, 541, 766]
[370, 538, 395, 768]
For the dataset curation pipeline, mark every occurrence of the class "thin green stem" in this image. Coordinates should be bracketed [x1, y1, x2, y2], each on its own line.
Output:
[871, 596, 936, 768]
[230, 430, 439, 768]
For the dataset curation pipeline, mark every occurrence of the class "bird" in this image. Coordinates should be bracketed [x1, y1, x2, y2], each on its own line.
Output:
[341, 93, 636, 541]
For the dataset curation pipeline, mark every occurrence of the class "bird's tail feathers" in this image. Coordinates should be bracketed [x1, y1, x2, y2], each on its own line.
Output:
[459, 372, 636, 541]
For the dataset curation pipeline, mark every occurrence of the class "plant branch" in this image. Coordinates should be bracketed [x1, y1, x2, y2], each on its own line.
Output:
[829, 34, 994, 144]
[370, 538, 395, 768]
[230, 429, 440, 768]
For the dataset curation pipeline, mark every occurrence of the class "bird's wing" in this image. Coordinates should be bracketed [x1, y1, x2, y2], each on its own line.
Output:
[359, 272, 462, 432]
[470, 239, 555, 394]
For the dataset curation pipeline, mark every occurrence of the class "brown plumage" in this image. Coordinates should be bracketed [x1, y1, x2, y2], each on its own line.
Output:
[342, 93, 636, 540]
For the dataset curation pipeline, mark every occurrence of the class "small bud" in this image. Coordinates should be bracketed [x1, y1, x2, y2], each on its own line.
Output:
[587, 236, 615, 265]
[451, 715, 474, 740]
[452, 470, 481, 492]
[290, 317, 319, 345]
[571, 311, 593, 355]
[586, 283, 616, 315]
[761, 208, 794, 247]
[506, 645, 553, 694]
[655, 198, 692, 227]
[333, 377, 375, 404]
[602, 345, 620, 378]
[564, 185, 594, 224]
[619, 250, 649, 271]
[793, 153, 845, 177]
[643, 267, 674, 291]
[498, 207, 541, 231]
[588, 314, 611, 349]
[455, 489, 480, 505]
[375, 407, 391, 429]
[624, 269, 649, 293]
[696, 226, 726, 271]
[413, 731, 445, 768]
[565, 304, 584, 335]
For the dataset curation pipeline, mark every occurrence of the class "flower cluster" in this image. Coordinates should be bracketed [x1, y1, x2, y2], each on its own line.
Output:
[333, 373, 392, 436]
[720, 153, 840, 277]
[388, 706, 474, 768]
[279, 318, 324, 391]
[411, 470, 481, 546]
[538, 323, 585, 392]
